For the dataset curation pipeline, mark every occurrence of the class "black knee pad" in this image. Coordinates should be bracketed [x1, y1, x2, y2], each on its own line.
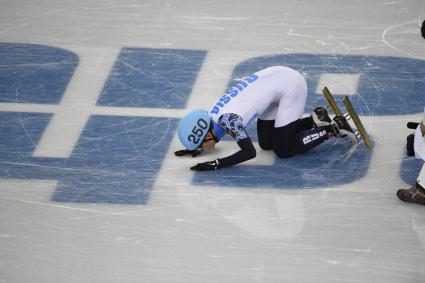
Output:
[257, 119, 275, 150]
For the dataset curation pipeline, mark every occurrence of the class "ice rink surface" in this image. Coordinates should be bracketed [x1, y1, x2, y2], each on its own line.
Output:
[1, 0, 425, 282]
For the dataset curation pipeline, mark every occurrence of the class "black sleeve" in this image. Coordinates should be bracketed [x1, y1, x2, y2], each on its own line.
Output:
[218, 138, 256, 167]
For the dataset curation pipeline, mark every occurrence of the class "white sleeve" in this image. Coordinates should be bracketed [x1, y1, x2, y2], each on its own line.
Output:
[414, 124, 425, 161]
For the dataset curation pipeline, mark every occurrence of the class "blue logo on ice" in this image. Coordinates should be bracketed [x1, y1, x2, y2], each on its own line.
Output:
[193, 53, 425, 188]
[1, 43, 424, 204]
[0, 43, 206, 205]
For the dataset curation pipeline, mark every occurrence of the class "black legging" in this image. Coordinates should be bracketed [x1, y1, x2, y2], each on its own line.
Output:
[257, 117, 328, 158]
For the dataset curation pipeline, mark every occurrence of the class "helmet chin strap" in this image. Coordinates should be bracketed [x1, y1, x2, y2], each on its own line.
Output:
[199, 130, 219, 150]
[201, 130, 217, 145]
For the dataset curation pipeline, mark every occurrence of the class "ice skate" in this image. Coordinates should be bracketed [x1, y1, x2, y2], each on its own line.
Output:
[311, 106, 332, 128]
[331, 116, 358, 144]
[397, 183, 425, 205]
[322, 87, 373, 149]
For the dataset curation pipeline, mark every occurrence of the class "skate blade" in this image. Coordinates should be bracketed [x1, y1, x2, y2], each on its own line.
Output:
[322, 87, 343, 116]
[342, 96, 373, 149]
[322, 86, 373, 150]
[340, 142, 361, 163]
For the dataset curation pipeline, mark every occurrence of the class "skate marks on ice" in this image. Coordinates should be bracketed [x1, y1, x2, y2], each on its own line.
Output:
[1, 2, 425, 281]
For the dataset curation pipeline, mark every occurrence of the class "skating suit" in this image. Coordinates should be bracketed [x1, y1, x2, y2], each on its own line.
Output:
[210, 66, 307, 142]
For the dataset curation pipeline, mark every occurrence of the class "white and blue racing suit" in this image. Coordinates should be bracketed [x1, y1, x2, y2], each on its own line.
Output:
[209, 66, 331, 168]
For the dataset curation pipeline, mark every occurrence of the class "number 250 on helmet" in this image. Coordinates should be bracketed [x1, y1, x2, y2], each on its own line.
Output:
[177, 109, 211, 150]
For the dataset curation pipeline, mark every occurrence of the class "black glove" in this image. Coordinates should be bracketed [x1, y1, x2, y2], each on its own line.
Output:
[174, 148, 203, 157]
[190, 159, 223, 171]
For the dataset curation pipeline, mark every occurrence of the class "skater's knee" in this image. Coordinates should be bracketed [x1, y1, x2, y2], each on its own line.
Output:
[257, 119, 274, 150]
[259, 141, 273, 151]
[273, 147, 294, 158]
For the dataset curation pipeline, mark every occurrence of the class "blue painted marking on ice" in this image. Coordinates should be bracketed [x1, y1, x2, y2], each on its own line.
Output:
[51, 116, 179, 204]
[193, 139, 371, 188]
[0, 44, 200, 204]
[1, 43, 424, 202]
[400, 153, 423, 185]
[193, 54, 425, 188]
[0, 43, 78, 104]
[0, 111, 178, 205]
[228, 54, 425, 115]
[97, 48, 207, 109]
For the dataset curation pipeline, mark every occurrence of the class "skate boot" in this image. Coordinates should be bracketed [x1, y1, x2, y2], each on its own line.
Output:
[331, 116, 358, 144]
[397, 182, 425, 205]
[311, 107, 332, 128]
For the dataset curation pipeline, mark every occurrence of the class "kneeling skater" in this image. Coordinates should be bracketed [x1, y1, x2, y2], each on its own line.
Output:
[175, 66, 355, 171]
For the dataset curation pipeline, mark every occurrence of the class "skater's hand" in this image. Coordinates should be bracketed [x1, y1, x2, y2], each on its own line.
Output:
[174, 148, 203, 157]
[190, 159, 222, 171]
